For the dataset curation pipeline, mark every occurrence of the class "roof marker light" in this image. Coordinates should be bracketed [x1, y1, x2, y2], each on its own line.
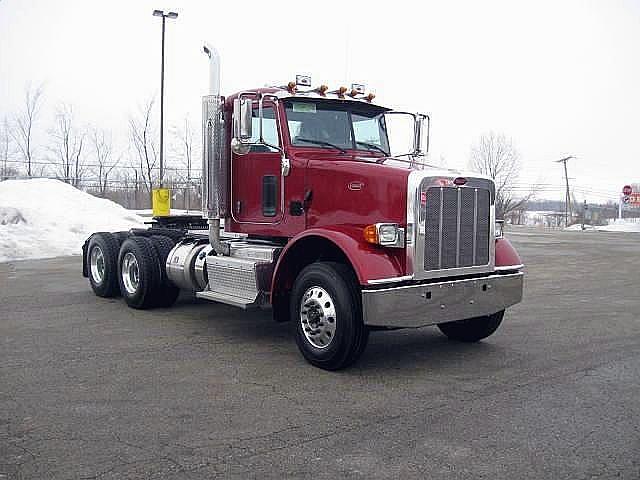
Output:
[286, 81, 297, 94]
[315, 84, 329, 96]
[328, 86, 348, 98]
[365, 92, 376, 102]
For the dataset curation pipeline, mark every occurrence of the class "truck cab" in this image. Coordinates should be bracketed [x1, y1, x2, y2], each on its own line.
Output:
[82, 49, 524, 371]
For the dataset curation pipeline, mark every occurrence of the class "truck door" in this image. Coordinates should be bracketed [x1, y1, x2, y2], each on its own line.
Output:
[231, 105, 283, 224]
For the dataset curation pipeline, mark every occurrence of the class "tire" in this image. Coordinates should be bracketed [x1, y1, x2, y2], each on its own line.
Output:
[149, 235, 180, 308]
[87, 232, 121, 298]
[437, 310, 505, 342]
[114, 231, 130, 246]
[117, 236, 162, 309]
[290, 262, 369, 371]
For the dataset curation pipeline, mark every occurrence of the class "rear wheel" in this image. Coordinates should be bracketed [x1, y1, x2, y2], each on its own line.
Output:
[118, 236, 161, 309]
[87, 232, 120, 298]
[290, 262, 369, 371]
[437, 310, 505, 342]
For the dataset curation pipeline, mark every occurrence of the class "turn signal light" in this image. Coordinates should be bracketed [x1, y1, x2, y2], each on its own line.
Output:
[363, 224, 379, 244]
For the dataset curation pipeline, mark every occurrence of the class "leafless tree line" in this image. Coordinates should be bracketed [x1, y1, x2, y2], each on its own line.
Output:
[1, 84, 199, 209]
[2, 85, 534, 215]
[469, 131, 537, 218]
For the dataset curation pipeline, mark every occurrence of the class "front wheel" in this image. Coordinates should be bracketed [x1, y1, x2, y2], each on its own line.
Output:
[437, 310, 505, 342]
[290, 262, 369, 371]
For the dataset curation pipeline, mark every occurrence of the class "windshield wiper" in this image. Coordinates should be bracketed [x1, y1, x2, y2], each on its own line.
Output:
[356, 141, 388, 156]
[295, 138, 347, 154]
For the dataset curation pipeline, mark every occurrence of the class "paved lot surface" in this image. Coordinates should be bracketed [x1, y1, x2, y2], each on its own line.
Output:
[1, 227, 639, 479]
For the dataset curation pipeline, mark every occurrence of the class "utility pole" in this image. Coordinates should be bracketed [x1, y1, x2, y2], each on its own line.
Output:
[555, 156, 575, 227]
[152, 9, 178, 188]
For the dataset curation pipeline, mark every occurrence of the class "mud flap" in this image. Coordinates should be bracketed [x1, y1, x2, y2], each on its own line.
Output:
[81, 236, 90, 278]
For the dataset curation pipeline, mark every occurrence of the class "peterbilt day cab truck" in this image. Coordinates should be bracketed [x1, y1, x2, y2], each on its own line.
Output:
[82, 45, 524, 370]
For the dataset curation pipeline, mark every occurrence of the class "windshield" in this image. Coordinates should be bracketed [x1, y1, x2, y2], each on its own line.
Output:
[284, 100, 390, 155]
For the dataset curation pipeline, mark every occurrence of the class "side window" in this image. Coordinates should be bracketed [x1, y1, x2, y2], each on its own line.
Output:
[249, 107, 279, 153]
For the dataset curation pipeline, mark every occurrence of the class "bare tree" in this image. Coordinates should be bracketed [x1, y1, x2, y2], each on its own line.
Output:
[171, 116, 195, 210]
[49, 104, 86, 187]
[90, 128, 119, 196]
[10, 85, 44, 176]
[1, 117, 13, 180]
[129, 99, 158, 200]
[469, 132, 533, 218]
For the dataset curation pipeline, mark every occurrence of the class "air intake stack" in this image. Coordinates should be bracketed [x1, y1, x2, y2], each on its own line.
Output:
[202, 43, 229, 255]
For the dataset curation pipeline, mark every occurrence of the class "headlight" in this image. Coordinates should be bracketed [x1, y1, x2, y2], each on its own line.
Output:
[363, 223, 405, 248]
[495, 220, 505, 238]
[378, 224, 398, 243]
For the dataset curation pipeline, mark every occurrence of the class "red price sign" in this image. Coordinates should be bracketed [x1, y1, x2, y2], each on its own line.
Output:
[623, 185, 632, 196]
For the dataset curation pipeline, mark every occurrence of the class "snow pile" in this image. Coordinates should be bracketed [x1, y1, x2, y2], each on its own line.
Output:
[0, 207, 27, 225]
[599, 219, 640, 233]
[0, 179, 144, 262]
[564, 224, 596, 231]
[563, 219, 640, 233]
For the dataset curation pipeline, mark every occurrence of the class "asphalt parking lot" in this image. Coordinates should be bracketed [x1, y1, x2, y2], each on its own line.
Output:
[1, 227, 639, 479]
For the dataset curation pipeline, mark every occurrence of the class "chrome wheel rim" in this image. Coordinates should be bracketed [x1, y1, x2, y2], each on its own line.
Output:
[121, 252, 140, 295]
[89, 245, 105, 285]
[300, 286, 337, 349]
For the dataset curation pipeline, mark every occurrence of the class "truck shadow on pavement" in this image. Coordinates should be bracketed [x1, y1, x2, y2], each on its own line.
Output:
[163, 295, 507, 374]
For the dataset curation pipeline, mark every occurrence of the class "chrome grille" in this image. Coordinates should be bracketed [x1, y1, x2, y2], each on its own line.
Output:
[423, 186, 491, 271]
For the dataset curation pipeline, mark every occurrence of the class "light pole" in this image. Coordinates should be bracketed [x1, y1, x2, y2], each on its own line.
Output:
[152, 9, 178, 188]
[555, 156, 575, 227]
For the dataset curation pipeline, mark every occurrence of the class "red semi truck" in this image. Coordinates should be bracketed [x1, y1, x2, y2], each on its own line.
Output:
[82, 45, 524, 370]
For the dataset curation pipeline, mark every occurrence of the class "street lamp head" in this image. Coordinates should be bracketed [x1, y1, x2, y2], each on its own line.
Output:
[153, 9, 178, 18]
[555, 155, 575, 163]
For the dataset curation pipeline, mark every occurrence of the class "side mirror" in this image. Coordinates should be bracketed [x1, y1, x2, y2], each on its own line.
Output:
[384, 111, 430, 158]
[233, 97, 253, 142]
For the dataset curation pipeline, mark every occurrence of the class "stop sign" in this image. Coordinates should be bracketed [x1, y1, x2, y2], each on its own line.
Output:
[623, 185, 632, 195]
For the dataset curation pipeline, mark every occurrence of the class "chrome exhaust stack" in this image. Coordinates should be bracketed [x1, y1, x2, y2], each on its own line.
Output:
[202, 43, 229, 256]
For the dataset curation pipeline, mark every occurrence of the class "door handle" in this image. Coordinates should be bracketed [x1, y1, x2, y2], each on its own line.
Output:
[281, 157, 291, 177]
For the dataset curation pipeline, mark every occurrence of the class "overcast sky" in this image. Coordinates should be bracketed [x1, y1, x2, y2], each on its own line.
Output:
[1, 0, 639, 203]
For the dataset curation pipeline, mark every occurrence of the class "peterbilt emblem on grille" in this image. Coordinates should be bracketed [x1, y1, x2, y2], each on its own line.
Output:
[348, 181, 364, 191]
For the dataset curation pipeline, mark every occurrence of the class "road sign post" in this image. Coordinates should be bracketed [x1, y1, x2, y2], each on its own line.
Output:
[620, 185, 639, 219]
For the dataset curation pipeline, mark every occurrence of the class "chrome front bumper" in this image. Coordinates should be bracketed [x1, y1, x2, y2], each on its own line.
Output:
[362, 272, 524, 328]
